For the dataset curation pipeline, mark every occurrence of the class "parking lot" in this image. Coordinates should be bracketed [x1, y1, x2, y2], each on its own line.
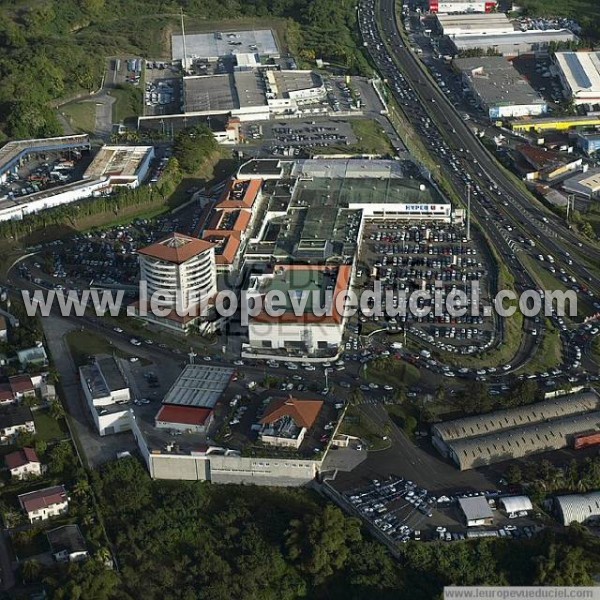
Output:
[357, 220, 495, 358]
[0, 148, 91, 203]
[343, 476, 541, 545]
[18, 198, 209, 290]
[144, 66, 181, 116]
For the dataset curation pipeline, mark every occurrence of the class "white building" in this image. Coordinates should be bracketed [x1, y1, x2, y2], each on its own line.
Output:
[0, 405, 35, 443]
[0, 144, 154, 222]
[18, 485, 69, 523]
[5, 447, 42, 480]
[260, 397, 324, 449]
[458, 496, 494, 527]
[455, 57, 547, 119]
[136, 233, 217, 332]
[555, 52, 600, 105]
[437, 13, 513, 36]
[246, 264, 352, 356]
[429, 0, 497, 13]
[79, 356, 132, 436]
[499, 495, 533, 517]
[555, 491, 600, 525]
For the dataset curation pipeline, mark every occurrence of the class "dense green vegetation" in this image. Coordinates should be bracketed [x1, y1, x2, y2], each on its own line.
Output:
[0, 0, 367, 141]
[13, 458, 596, 599]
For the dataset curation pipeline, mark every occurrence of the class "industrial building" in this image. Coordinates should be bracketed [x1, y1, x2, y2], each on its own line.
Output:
[562, 167, 600, 200]
[555, 52, 600, 105]
[454, 57, 547, 119]
[499, 496, 532, 517]
[555, 491, 600, 525]
[437, 13, 513, 36]
[429, 0, 497, 13]
[511, 115, 600, 133]
[181, 67, 326, 122]
[432, 390, 600, 470]
[450, 30, 576, 58]
[458, 496, 494, 527]
[134, 233, 217, 332]
[515, 144, 582, 182]
[172, 29, 280, 64]
[576, 131, 600, 156]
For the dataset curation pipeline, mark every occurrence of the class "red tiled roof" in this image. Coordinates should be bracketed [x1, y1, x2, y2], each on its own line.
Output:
[18, 485, 67, 514]
[0, 383, 14, 403]
[9, 375, 34, 395]
[260, 396, 323, 429]
[216, 178, 262, 210]
[202, 231, 241, 265]
[138, 233, 214, 264]
[5, 447, 39, 470]
[155, 405, 212, 426]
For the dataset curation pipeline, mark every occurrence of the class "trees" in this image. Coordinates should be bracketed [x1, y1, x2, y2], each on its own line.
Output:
[285, 505, 362, 585]
[173, 125, 218, 174]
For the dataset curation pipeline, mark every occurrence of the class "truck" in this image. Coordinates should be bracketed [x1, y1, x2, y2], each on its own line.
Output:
[574, 432, 600, 450]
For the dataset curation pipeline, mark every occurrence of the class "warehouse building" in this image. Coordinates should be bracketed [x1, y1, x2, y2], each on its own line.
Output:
[454, 56, 547, 119]
[499, 496, 533, 517]
[458, 496, 494, 527]
[450, 30, 576, 58]
[562, 167, 600, 200]
[429, 0, 497, 13]
[555, 52, 600, 105]
[432, 390, 600, 470]
[576, 132, 600, 156]
[437, 13, 513, 36]
[555, 491, 600, 525]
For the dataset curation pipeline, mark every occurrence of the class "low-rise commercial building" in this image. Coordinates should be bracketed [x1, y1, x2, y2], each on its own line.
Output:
[437, 13, 513, 36]
[450, 30, 576, 58]
[458, 496, 494, 527]
[562, 167, 600, 200]
[429, 0, 497, 13]
[499, 495, 533, 517]
[259, 396, 324, 449]
[454, 57, 547, 119]
[516, 144, 582, 182]
[576, 132, 600, 156]
[79, 356, 132, 436]
[555, 52, 600, 105]
[432, 390, 600, 470]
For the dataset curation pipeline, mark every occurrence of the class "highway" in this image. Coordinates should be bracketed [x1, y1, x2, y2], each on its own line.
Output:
[373, 0, 600, 296]
[358, 0, 600, 374]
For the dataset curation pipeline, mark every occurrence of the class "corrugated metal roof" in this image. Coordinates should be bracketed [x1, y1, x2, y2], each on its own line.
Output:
[555, 491, 600, 525]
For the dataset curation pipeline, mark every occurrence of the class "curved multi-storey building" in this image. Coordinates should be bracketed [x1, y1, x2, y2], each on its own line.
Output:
[136, 233, 217, 332]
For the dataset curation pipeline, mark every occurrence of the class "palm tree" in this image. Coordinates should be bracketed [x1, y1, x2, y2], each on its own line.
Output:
[22, 558, 42, 583]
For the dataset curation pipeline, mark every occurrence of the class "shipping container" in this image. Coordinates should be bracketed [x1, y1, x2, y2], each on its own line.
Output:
[574, 432, 600, 450]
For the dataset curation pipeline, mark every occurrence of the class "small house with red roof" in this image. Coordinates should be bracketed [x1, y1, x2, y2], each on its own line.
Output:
[5, 447, 41, 479]
[18, 484, 68, 522]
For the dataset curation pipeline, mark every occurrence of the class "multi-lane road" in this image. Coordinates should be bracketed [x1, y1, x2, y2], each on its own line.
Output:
[359, 0, 600, 371]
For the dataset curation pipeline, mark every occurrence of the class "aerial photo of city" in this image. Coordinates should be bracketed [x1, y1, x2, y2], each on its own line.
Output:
[1, 0, 600, 597]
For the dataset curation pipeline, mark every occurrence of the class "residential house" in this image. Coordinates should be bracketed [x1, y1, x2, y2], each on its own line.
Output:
[46, 525, 88, 562]
[0, 405, 35, 443]
[18, 485, 69, 523]
[9, 375, 35, 400]
[0, 383, 14, 405]
[5, 447, 41, 480]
